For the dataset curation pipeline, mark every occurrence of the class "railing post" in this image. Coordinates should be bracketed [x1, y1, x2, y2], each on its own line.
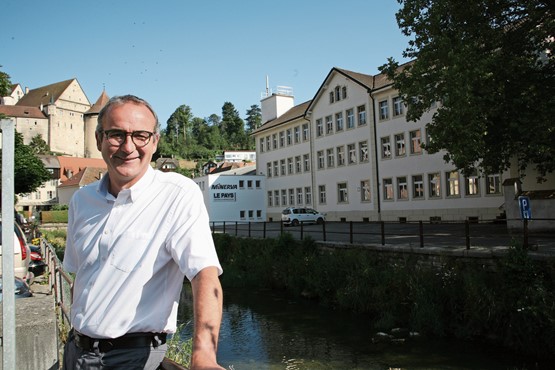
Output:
[465, 220, 470, 250]
[300, 221, 304, 240]
[419, 221, 424, 248]
[235, 221, 238, 236]
[280, 220, 284, 235]
[223, 221, 226, 235]
[381, 221, 385, 245]
[211, 221, 215, 234]
[350, 221, 353, 244]
[248, 222, 252, 237]
[263, 221, 267, 238]
[322, 221, 326, 242]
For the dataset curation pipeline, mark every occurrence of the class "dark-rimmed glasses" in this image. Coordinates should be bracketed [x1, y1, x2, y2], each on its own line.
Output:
[102, 130, 156, 148]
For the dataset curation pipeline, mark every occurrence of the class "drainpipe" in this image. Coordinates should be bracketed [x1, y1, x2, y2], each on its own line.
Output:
[305, 113, 315, 208]
[369, 90, 382, 221]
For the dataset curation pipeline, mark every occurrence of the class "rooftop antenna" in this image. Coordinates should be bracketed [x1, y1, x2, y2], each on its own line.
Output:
[266, 75, 270, 96]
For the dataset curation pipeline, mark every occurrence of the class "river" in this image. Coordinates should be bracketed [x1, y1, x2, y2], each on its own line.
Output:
[178, 287, 545, 370]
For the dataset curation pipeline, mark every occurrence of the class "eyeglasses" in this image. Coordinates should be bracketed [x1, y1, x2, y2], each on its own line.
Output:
[102, 130, 156, 148]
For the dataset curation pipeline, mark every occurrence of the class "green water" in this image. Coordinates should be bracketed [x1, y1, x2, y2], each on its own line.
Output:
[178, 287, 548, 369]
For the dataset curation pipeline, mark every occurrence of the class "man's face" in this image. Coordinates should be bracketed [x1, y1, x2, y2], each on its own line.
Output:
[96, 102, 158, 193]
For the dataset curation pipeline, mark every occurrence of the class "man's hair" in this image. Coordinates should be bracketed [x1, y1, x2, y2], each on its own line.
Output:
[96, 95, 160, 134]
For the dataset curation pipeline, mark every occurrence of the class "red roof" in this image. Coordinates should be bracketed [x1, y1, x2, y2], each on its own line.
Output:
[57, 156, 107, 182]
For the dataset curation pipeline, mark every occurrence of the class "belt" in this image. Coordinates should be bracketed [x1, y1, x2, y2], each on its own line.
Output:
[73, 330, 167, 353]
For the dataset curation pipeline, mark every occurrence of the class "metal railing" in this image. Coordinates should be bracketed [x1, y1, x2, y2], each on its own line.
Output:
[211, 218, 555, 250]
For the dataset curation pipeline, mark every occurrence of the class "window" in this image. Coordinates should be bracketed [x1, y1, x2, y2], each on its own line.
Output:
[273, 161, 279, 177]
[335, 112, 344, 131]
[412, 175, 424, 198]
[346, 108, 355, 129]
[286, 129, 292, 145]
[335, 86, 341, 101]
[428, 173, 441, 198]
[272, 134, 277, 149]
[379, 100, 389, 120]
[274, 190, 280, 206]
[305, 186, 312, 205]
[361, 180, 371, 202]
[295, 156, 302, 173]
[267, 162, 272, 177]
[326, 115, 333, 134]
[381, 137, 391, 159]
[465, 170, 480, 196]
[47, 190, 55, 199]
[409, 130, 422, 154]
[359, 141, 369, 162]
[393, 96, 404, 116]
[383, 178, 394, 200]
[338, 183, 348, 203]
[266, 136, 270, 151]
[287, 158, 293, 174]
[347, 144, 356, 164]
[318, 185, 327, 204]
[294, 126, 301, 143]
[329, 91, 334, 104]
[302, 124, 309, 141]
[281, 189, 287, 205]
[256, 180, 261, 188]
[342, 86, 347, 99]
[279, 131, 285, 147]
[257, 210, 262, 218]
[395, 133, 406, 156]
[486, 174, 501, 195]
[239, 180, 245, 188]
[280, 159, 286, 176]
[357, 105, 367, 126]
[397, 176, 408, 200]
[296, 188, 303, 205]
[248, 210, 254, 219]
[267, 191, 273, 207]
[259, 138, 264, 153]
[240, 210, 245, 219]
[326, 148, 334, 168]
[446, 171, 460, 196]
[289, 189, 295, 205]
[317, 150, 325, 169]
[303, 154, 310, 171]
[336, 146, 345, 166]
[316, 119, 324, 137]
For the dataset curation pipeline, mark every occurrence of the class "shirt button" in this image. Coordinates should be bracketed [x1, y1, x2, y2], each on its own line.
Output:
[104, 230, 108, 235]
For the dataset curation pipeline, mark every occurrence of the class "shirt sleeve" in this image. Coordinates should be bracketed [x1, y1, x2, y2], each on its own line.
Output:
[63, 195, 78, 273]
[166, 181, 222, 281]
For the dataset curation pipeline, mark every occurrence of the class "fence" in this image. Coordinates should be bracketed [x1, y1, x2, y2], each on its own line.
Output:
[211, 218, 555, 250]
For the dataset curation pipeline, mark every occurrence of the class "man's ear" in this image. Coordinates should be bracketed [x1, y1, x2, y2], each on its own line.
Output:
[96, 131, 102, 151]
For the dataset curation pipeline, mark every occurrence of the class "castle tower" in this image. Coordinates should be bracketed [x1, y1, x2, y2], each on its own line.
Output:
[84, 90, 110, 159]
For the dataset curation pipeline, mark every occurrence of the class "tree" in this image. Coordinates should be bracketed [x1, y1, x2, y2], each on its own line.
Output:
[29, 134, 51, 154]
[165, 105, 194, 147]
[221, 102, 247, 149]
[0, 67, 12, 119]
[380, 0, 554, 180]
[245, 105, 262, 150]
[0, 132, 51, 194]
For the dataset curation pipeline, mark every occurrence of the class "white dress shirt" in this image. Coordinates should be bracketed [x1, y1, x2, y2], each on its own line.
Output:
[63, 166, 222, 338]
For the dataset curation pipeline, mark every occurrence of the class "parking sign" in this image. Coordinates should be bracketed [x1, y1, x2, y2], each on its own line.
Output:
[518, 196, 532, 220]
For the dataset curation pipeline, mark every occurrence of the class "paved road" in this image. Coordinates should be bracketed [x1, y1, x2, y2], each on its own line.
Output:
[212, 221, 555, 255]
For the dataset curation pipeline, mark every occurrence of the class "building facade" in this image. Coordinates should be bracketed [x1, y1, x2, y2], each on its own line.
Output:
[254, 67, 510, 222]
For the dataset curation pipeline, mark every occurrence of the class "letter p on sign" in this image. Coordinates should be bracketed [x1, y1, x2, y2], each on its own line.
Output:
[518, 196, 532, 220]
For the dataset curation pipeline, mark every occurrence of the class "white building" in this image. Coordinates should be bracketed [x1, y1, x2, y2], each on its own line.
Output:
[254, 67, 510, 222]
[223, 150, 256, 163]
[193, 165, 266, 223]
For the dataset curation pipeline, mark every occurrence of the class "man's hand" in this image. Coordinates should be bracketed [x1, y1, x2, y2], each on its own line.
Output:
[190, 266, 225, 370]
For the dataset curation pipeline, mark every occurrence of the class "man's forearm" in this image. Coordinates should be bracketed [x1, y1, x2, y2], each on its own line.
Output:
[190, 266, 224, 369]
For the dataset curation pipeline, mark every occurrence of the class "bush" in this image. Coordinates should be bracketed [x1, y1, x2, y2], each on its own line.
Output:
[41, 210, 68, 223]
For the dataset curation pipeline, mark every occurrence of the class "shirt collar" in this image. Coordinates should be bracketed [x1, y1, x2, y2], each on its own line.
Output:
[96, 166, 156, 203]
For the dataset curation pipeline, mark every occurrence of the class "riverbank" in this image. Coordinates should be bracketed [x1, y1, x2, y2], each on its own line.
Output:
[214, 233, 555, 362]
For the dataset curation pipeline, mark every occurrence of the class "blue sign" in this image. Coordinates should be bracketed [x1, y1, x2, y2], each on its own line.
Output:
[518, 196, 532, 220]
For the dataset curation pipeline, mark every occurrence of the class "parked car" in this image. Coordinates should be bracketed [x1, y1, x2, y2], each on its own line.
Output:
[0, 275, 33, 302]
[281, 207, 326, 226]
[0, 220, 32, 282]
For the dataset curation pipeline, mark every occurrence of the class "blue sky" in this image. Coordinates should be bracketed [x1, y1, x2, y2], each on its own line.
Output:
[2, 0, 409, 128]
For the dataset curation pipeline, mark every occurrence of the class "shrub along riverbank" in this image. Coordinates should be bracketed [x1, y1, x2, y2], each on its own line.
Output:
[214, 233, 555, 360]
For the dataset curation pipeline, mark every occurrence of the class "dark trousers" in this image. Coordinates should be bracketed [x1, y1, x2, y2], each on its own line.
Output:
[62, 331, 168, 370]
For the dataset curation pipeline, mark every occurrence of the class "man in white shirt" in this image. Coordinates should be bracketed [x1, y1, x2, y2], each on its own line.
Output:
[63, 95, 224, 370]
